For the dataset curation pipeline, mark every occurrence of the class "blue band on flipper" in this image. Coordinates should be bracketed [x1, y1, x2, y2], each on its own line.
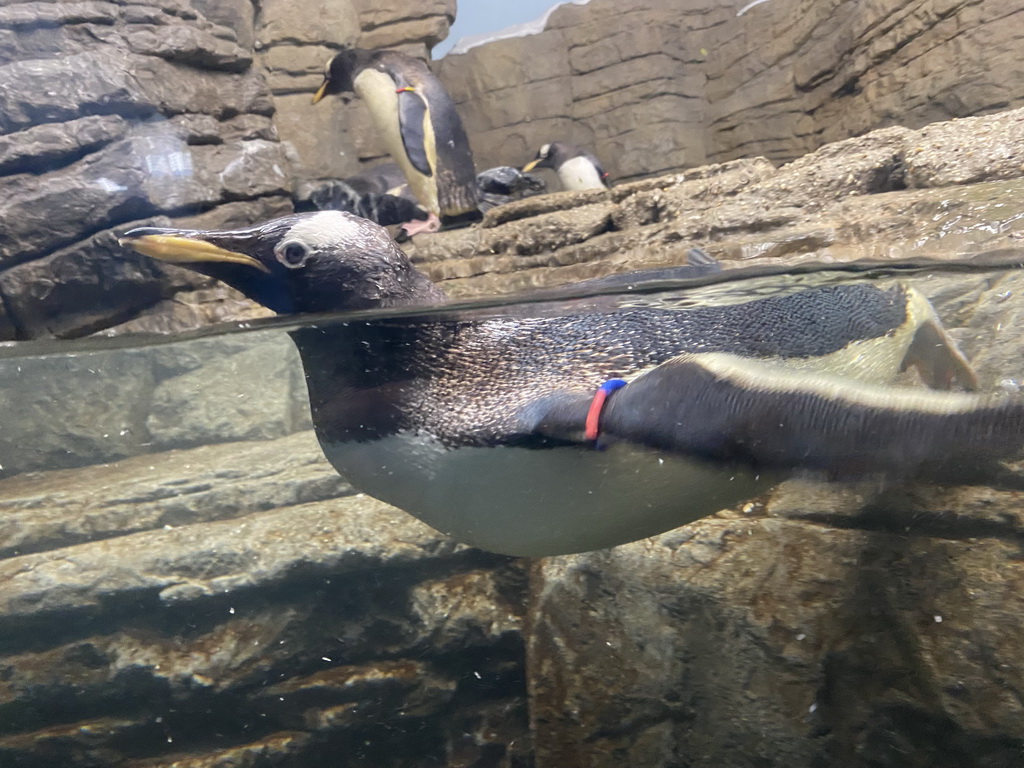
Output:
[585, 378, 628, 442]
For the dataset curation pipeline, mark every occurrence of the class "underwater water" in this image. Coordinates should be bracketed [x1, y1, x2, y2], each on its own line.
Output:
[3, 259, 1024, 766]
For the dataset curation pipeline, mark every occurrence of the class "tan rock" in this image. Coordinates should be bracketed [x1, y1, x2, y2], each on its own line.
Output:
[528, 482, 1024, 766]
[438, 0, 1024, 183]
[254, 0, 359, 47]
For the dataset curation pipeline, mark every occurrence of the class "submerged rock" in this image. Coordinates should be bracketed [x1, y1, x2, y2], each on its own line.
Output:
[0, 434, 528, 767]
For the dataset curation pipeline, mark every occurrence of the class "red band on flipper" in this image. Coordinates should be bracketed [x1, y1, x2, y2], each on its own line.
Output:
[585, 379, 628, 441]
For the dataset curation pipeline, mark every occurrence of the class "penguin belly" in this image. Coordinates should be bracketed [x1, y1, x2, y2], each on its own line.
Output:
[320, 433, 779, 557]
[557, 156, 606, 191]
[354, 69, 439, 216]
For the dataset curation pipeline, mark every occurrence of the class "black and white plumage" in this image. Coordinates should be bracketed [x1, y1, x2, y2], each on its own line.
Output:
[119, 211, 1024, 557]
[313, 49, 480, 236]
[332, 162, 413, 199]
[523, 141, 611, 191]
[475, 166, 547, 212]
[305, 164, 428, 228]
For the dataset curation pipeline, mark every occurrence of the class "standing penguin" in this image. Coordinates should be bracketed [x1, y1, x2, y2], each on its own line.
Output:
[523, 141, 611, 191]
[312, 48, 480, 236]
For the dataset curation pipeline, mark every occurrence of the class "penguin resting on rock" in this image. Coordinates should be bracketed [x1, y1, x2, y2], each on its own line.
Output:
[312, 49, 480, 237]
[475, 166, 547, 212]
[523, 141, 611, 191]
[305, 163, 428, 229]
[119, 211, 1024, 558]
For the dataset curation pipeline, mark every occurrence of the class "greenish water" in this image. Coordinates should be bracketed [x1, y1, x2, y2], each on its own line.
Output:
[2, 258, 1024, 767]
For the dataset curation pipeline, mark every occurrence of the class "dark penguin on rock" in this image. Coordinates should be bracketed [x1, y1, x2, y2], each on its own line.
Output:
[305, 163, 428, 229]
[523, 141, 611, 191]
[119, 211, 1024, 557]
[475, 166, 547, 212]
[313, 48, 480, 237]
[338, 162, 412, 199]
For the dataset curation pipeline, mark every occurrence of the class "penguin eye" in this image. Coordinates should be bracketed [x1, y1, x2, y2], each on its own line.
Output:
[276, 240, 310, 269]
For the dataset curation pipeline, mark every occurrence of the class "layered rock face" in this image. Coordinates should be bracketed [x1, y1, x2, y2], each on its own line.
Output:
[6, 2, 1024, 766]
[0, 0, 455, 341]
[0, 0, 294, 341]
[436, 0, 1024, 185]
[5, 107, 1024, 766]
[410, 108, 1024, 300]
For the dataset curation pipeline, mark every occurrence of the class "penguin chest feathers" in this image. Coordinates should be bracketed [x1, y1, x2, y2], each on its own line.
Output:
[354, 68, 440, 215]
[319, 431, 776, 558]
[557, 156, 607, 190]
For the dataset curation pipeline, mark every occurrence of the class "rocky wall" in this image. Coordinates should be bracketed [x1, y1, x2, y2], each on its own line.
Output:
[0, 0, 295, 341]
[5, 100, 1024, 768]
[0, 0, 455, 342]
[435, 0, 1024, 186]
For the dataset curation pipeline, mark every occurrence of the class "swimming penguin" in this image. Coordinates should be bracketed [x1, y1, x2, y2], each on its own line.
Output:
[523, 141, 611, 191]
[118, 211, 1024, 558]
[312, 48, 480, 236]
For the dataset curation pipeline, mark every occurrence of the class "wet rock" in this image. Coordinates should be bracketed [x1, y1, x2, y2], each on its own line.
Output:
[102, 285, 275, 336]
[0, 311, 14, 342]
[0, 226, 177, 339]
[527, 478, 1024, 767]
[0, 456, 527, 768]
[0, 1, 290, 341]
[146, 334, 309, 449]
[0, 489, 453, 620]
[0, 196, 291, 341]
[747, 127, 915, 209]
[397, 109, 1024, 300]
[1, 139, 153, 270]
[0, 51, 268, 136]
[904, 109, 1024, 188]
[0, 329, 311, 476]
[0, 347, 157, 478]
[0, 114, 128, 176]
[0, 431, 348, 560]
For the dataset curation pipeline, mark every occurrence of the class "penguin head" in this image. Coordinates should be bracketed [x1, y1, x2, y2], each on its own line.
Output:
[119, 211, 445, 314]
[312, 49, 365, 104]
[522, 143, 556, 173]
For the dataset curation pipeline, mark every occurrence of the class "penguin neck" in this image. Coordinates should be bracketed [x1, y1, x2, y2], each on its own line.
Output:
[386, 266, 447, 308]
[287, 303, 451, 445]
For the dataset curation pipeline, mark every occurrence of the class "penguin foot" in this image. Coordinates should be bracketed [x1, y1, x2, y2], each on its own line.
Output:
[399, 213, 442, 239]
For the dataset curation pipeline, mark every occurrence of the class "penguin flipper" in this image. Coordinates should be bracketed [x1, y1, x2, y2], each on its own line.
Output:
[586, 153, 611, 187]
[903, 314, 978, 391]
[396, 88, 432, 177]
[530, 352, 1022, 482]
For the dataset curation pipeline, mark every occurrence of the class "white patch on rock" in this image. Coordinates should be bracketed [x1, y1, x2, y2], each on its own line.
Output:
[737, 0, 773, 16]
